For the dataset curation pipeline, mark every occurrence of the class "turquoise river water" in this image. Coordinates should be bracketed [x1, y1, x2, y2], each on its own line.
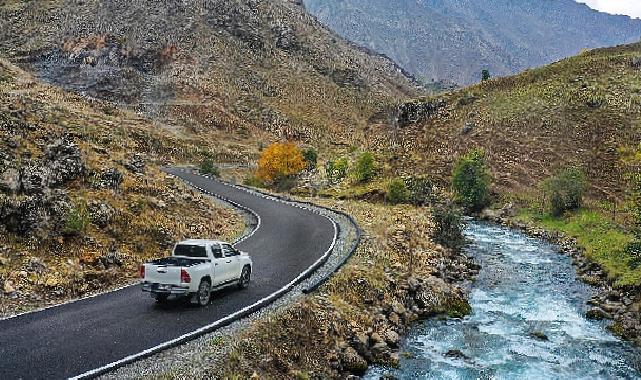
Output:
[367, 221, 641, 380]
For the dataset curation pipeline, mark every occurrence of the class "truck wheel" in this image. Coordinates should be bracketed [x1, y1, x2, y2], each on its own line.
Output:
[238, 266, 251, 289]
[196, 279, 211, 306]
[155, 294, 169, 304]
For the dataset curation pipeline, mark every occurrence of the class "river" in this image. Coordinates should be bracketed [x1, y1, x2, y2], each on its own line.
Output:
[366, 221, 641, 379]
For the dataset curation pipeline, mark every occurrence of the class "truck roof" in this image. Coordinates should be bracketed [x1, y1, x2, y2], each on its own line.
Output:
[177, 239, 227, 245]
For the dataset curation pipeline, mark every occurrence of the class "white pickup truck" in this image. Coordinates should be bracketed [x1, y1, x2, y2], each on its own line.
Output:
[140, 239, 252, 306]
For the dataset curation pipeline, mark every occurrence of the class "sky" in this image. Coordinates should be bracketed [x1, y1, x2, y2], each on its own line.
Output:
[576, 0, 641, 18]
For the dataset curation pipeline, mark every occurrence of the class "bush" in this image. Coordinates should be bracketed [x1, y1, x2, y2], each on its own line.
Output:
[353, 152, 375, 183]
[243, 174, 264, 188]
[452, 149, 491, 213]
[387, 178, 409, 205]
[326, 158, 348, 184]
[302, 148, 318, 170]
[541, 167, 587, 217]
[63, 201, 89, 236]
[200, 159, 220, 177]
[405, 176, 436, 206]
[431, 200, 466, 250]
[257, 142, 306, 186]
[481, 69, 491, 81]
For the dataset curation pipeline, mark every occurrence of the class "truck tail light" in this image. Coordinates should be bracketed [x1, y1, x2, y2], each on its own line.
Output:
[180, 269, 191, 283]
[139, 264, 145, 279]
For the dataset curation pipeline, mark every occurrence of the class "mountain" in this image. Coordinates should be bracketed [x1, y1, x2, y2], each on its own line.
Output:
[303, 0, 641, 85]
[0, 0, 419, 156]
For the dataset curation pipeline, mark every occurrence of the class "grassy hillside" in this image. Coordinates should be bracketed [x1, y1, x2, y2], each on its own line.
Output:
[0, 59, 243, 315]
[378, 42, 641, 201]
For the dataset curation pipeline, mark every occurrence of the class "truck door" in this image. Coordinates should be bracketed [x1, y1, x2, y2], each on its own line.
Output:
[221, 243, 241, 282]
[210, 243, 226, 286]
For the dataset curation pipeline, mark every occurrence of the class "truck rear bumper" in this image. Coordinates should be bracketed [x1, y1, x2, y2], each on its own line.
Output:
[141, 282, 190, 295]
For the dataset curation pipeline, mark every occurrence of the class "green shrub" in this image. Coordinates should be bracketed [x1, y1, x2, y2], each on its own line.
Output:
[63, 201, 89, 236]
[387, 178, 409, 205]
[405, 176, 435, 206]
[431, 200, 466, 250]
[541, 167, 587, 217]
[481, 69, 491, 81]
[302, 148, 318, 170]
[326, 158, 348, 184]
[243, 174, 264, 188]
[200, 159, 220, 177]
[353, 152, 376, 183]
[452, 149, 491, 213]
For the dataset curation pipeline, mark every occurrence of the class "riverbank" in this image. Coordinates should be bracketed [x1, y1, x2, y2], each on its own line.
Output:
[106, 200, 479, 379]
[481, 205, 641, 347]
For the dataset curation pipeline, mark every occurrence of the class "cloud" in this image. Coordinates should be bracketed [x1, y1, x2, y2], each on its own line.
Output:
[576, 0, 641, 18]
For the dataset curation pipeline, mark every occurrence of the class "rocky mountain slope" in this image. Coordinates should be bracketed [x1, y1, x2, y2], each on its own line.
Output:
[0, 59, 243, 315]
[304, 0, 641, 85]
[0, 0, 419, 156]
[368, 42, 641, 200]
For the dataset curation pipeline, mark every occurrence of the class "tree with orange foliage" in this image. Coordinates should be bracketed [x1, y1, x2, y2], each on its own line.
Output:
[257, 142, 306, 187]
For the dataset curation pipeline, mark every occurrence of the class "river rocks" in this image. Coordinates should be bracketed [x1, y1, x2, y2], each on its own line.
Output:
[530, 331, 549, 341]
[340, 347, 368, 375]
[384, 330, 400, 348]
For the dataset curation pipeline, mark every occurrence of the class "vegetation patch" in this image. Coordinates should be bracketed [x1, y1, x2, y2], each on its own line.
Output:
[517, 207, 640, 286]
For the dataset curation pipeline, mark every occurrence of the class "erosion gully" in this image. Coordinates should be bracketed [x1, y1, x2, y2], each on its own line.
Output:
[367, 221, 641, 379]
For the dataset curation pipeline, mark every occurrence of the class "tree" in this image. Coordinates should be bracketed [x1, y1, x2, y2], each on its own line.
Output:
[256, 142, 306, 187]
[387, 178, 409, 205]
[452, 149, 491, 213]
[481, 69, 491, 81]
[326, 158, 348, 184]
[200, 158, 220, 177]
[354, 152, 375, 183]
[431, 200, 466, 251]
[541, 167, 587, 217]
[302, 148, 318, 170]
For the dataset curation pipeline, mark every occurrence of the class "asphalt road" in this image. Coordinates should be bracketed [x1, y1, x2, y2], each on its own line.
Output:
[0, 169, 336, 379]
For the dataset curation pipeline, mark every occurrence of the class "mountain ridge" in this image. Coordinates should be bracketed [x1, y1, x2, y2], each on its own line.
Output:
[304, 0, 641, 85]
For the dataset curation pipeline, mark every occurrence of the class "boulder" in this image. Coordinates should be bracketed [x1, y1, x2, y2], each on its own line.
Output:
[0, 168, 20, 194]
[97, 168, 123, 189]
[88, 201, 114, 228]
[384, 330, 400, 348]
[341, 347, 368, 375]
[45, 138, 85, 187]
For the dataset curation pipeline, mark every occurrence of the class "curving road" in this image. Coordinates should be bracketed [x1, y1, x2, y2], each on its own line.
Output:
[0, 169, 336, 379]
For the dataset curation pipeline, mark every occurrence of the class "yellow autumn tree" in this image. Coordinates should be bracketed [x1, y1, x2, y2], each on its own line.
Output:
[257, 142, 306, 184]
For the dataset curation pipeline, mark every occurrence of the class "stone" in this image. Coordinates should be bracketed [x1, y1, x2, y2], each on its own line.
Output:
[371, 341, 389, 356]
[124, 154, 146, 174]
[97, 168, 123, 189]
[444, 349, 469, 360]
[461, 121, 475, 135]
[341, 347, 368, 375]
[384, 330, 400, 348]
[3, 280, 15, 293]
[586, 307, 610, 320]
[529, 331, 549, 341]
[88, 201, 114, 228]
[45, 138, 85, 187]
[0, 168, 20, 194]
[370, 332, 383, 344]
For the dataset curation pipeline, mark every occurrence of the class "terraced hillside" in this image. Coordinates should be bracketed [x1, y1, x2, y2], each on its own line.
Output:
[0, 0, 419, 158]
[0, 59, 243, 315]
[370, 43, 641, 200]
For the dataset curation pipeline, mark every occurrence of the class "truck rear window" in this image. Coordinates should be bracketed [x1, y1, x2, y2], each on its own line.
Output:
[174, 244, 207, 258]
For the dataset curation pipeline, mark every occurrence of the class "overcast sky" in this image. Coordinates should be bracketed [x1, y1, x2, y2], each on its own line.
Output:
[576, 0, 641, 18]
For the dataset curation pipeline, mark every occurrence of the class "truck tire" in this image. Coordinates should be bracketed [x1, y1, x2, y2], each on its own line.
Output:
[196, 279, 211, 306]
[155, 294, 169, 304]
[238, 265, 251, 289]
